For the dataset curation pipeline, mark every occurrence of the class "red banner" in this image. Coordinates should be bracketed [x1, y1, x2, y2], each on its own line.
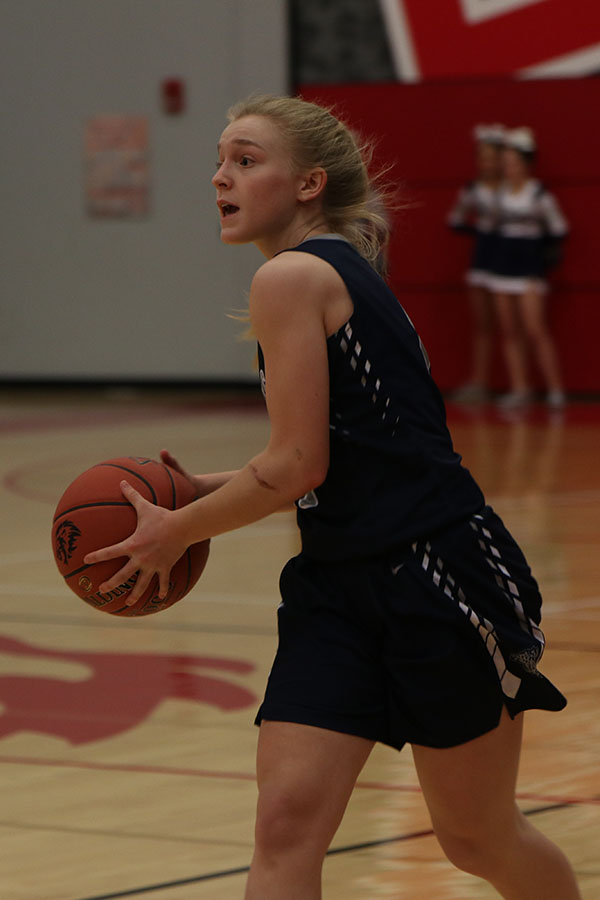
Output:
[380, 0, 600, 80]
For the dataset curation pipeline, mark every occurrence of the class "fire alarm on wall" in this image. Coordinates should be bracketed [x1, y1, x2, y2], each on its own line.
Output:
[161, 78, 186, 115]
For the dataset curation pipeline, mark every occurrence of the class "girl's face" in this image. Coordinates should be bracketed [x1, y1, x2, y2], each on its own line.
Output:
[213, 115, 319, 256]
[476, 142, 501, 181]
[502, 147, 529, 182]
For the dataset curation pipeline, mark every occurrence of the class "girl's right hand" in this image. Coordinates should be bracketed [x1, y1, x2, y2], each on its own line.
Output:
[160, 448, 204, 496]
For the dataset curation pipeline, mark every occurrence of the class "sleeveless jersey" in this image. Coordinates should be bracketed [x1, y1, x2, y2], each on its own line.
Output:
[495, 179, 568, 240]
[447, 180, 500, 275]
[492, 179, 569, 278]
[257, 236, 485, 562]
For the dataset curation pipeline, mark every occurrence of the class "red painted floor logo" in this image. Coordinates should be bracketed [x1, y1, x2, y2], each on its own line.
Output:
[0, 634, 258, 745]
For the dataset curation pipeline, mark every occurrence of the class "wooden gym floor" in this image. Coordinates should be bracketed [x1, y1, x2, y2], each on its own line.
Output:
[0, 386, 598, 899]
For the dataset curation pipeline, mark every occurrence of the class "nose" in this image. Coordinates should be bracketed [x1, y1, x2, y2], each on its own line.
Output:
[212, 162, 231, 188]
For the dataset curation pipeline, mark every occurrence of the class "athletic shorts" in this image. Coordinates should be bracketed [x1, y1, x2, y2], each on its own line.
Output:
[255, 506, 566, 750]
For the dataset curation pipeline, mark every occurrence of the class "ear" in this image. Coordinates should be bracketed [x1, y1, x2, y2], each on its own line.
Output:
[297, 167, 327, 204]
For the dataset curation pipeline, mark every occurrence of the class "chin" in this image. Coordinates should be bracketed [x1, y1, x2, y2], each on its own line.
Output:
[220, 232, 252, 246]
[219, 223, 258, 246]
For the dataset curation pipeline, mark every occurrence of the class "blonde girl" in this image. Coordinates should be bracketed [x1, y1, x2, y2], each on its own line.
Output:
[85, 95, 579, 900]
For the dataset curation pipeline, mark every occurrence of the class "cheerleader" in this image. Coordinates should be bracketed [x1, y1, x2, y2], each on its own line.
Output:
[490, 127, 569, 409]
[447, 124, 504, 404]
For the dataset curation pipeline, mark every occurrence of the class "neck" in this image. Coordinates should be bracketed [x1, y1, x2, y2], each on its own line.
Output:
[507, 175, 529, 192]
[255, 212, 331, 259]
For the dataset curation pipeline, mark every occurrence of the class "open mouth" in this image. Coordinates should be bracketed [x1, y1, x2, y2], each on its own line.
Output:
[220, 203, 239, 218]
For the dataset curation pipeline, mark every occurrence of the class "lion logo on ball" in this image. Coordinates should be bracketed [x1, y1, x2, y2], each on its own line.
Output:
[55, 520, 82, 566]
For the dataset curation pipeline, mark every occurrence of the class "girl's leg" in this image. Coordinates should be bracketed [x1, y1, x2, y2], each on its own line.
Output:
[245, 721, 374, 900]
[468, 285, 495, 388]
[517, 291, 564, 394]
[494, 293, 530, 393]
[412, 708, 580, 899]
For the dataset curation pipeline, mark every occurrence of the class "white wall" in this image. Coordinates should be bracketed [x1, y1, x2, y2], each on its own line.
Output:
[0, 1, 287, 380]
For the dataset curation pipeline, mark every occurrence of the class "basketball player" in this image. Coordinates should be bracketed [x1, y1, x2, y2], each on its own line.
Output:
[85, 96, 580, 899]
[447, 123, 504, 404]
[490, 127, 569, 409]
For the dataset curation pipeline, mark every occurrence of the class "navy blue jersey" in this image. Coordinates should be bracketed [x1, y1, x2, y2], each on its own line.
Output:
[257, 236, 484, 561]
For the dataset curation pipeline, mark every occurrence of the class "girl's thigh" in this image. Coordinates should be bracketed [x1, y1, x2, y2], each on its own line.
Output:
[255, 720, 374, 847]
[411, 707, 523, 837]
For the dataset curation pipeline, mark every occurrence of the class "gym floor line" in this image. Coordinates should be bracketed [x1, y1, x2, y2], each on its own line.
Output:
[0, 612, 276, 636]
[0, 607, 599, 646]
[70, 803, 573, 900]
[2, 754, 598, 809]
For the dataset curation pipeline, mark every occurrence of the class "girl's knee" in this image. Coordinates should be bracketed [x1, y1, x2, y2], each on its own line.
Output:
[496, 311, 520, 339]
[433, 812, 521, 879]
[436, 829, 497, 877]
[522, 317, 547, 342]
[254, 787, 324, 857]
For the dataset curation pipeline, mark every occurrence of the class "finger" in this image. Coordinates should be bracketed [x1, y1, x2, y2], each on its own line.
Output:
[160, 449, 182, 473]
[84, 543, 128, 566]
[98, 560, 139, 594]
[125, 569, 155, 606]
[157, 567, 172, 601]
[120, 479, 147, 507]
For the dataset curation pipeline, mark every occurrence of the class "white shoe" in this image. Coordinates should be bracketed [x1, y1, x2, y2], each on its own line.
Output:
[547, 390, 566, 409]
[496, 390, 533, 410]
[450, 383, 490, 404]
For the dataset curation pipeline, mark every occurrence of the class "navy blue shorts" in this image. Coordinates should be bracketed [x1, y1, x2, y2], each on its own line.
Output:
[256, 507, 566, 750]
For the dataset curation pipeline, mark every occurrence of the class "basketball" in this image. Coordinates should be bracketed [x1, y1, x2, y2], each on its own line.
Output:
[52, 456, 210, 617]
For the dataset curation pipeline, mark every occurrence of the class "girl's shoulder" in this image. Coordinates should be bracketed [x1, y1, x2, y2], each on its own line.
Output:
[249, 247, 346, 325]
[252, 245, 347, 297]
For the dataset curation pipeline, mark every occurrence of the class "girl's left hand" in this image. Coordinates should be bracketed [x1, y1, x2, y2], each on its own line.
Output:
[83, 480, 188, 605]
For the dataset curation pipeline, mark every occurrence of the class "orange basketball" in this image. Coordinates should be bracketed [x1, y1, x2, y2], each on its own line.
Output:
[52, 456, 210, 617]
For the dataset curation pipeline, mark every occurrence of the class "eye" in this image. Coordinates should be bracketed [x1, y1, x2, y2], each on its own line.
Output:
[239, 156, 253, 167]
[215, 160, 224, 170]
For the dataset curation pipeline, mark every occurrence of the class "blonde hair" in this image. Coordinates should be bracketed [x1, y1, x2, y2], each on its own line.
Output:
[227, 93, 391, 269]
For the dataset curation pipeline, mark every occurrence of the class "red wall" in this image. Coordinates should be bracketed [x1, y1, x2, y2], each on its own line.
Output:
[299, 79, 600, 393]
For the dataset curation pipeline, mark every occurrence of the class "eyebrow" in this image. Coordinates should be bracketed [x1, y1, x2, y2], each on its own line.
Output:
[217, 138, 266, 152]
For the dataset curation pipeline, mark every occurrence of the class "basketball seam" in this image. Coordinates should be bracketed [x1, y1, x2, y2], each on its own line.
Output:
[64, 562, 93, 580]
[97, 463, 158, 504]
[53, 501, 132, 523]
[162, 464, 177, 510]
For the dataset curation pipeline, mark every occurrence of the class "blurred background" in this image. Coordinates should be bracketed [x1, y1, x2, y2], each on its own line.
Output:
[1, 0, 599, 392]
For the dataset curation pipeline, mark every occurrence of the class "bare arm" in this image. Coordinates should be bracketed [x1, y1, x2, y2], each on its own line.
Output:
[159, 449, 239, 496]
[172, 255, 331, 544]
[85, 254, 331, 599]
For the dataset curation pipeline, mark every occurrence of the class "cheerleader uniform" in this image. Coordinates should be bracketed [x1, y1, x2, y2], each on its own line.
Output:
[255, 235, 566, 751]
[447, 180, 499, 290]
[490, 179, 568, 295]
